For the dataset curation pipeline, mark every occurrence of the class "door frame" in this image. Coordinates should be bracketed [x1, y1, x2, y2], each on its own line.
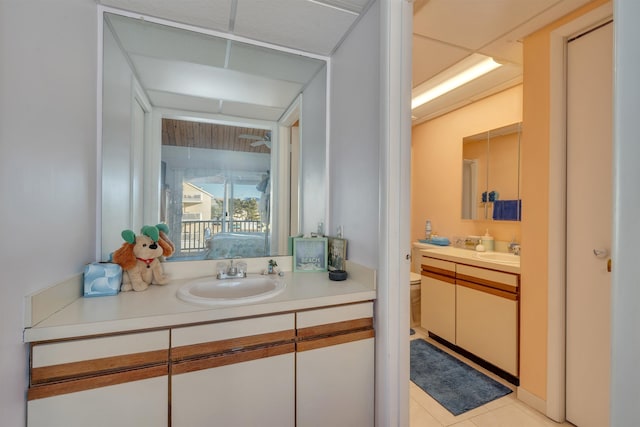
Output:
[546, 2, 613, 421]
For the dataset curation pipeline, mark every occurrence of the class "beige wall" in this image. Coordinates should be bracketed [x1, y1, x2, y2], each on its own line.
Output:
[411, 85, 523, 245]
[520, 0, 609, 401]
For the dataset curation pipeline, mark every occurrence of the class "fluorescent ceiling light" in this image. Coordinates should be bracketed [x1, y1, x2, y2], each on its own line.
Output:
[411, 54, 503, 110]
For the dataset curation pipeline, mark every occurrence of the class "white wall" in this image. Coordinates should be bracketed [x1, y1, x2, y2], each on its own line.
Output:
[0, 0, 97, 425]
[299, 66, 327, 235]
[329, 4, 380, 269]
[612, 0, 640, 424]
[101, 22, 136, 259]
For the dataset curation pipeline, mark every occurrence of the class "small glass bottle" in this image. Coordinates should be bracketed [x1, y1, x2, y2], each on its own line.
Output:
[425, 220, 432, 240]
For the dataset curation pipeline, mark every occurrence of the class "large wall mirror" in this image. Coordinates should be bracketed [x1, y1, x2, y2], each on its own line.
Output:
[100, 11, 327, 262]
[461, 122, 522, 221]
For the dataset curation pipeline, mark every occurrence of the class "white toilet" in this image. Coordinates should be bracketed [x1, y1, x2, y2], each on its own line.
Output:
[409, 272, 422, 327]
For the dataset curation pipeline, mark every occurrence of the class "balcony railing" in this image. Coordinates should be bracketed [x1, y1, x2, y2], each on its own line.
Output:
[179, 219, 264, 253]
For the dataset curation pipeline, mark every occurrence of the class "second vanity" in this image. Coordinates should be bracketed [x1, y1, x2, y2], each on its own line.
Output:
[24, 258, 376, 427]
[419, 246, 520, 385]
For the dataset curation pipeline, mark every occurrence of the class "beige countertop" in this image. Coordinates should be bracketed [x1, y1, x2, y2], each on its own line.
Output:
[420, 246, 521, 274]
[23, 259, 376, 343]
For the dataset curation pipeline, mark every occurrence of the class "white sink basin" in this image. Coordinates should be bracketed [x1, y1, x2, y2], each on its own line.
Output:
[474, 252, 520, 266]
[177, 276, 286, 306]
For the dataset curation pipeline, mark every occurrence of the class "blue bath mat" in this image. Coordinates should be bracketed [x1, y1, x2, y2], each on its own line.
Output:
[410, 339, 512, 415]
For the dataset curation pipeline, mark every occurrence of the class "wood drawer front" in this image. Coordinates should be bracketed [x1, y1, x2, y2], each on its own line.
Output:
[30, 331, 169, 385]
[171, 330, 296, 362]
[456, 264, 519, 291]
[172, 342, 295, 375]
[296, 303, 374, 352]
[171, 313, 295, 348]
[421, 257, 456, 277]
[28, 365, 168, 401]
[296, 302, 373, 329]
[297, 329, 375, 352]
[31, 330, 169, 368]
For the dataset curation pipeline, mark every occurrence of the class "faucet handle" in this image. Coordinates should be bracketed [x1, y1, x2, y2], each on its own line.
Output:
[236, 261, 247, 276]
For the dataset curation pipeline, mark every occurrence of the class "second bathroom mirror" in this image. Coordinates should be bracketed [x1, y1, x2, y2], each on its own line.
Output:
[461, 122, 521, 221]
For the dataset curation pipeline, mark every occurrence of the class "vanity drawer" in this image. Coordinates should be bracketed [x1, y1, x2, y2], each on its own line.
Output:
[171, 313, 296, 362]
[456, 263, 519, 292]
[296, 302, 374, 352]
[421, 256, 456, 277]
[30, 330, 169, 385]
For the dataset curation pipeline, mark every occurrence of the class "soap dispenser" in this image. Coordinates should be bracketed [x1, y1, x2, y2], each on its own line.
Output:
[481, 229, 494, 252]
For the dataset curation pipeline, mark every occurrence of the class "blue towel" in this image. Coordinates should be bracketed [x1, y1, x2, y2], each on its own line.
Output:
[418, 237, 450, 246]
[493, 200, 521, 221]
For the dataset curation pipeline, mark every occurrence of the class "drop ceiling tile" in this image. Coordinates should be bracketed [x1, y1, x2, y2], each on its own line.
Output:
[221, 101, 285, 122]
[314, 0, 373, 14]
[413, 0, 561, 50]
[228, 42, 326, 84]
[132, 55, 302, 108]
[100, 0, 233, 32]
[234, 0, 357, 55]
[109, 15, 228, 68]
[147, 90, 222, 114]
[412, 36, 469, 87]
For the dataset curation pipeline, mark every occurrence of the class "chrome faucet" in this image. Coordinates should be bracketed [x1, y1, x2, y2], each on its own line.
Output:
[509, 241, 521, 256]
[216, 259, 247, 279]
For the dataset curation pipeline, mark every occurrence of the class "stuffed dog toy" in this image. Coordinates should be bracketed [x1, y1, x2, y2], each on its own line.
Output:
[112, 224, 174, 292]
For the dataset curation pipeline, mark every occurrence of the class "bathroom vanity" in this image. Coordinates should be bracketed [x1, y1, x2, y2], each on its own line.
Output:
[24, 260, 376, 427]
[420, 247, 520, 384]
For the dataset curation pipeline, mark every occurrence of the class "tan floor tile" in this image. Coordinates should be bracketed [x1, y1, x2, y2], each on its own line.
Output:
[410, 381, 490, 426]
[511, 400, 575, 426]
[410, 397, 444, 427]
[468, 403, 561, 427]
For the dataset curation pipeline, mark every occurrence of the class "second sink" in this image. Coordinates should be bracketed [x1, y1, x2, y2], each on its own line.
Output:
[474, 252, 520, 265]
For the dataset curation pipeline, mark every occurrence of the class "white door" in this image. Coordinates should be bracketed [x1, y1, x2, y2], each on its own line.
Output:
[566, 21, 613, 427]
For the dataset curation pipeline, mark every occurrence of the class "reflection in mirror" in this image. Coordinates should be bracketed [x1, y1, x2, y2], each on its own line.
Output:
[100, 11, 327, 261]
[462, 123, 521, 221]
[161, 119, 273, 261]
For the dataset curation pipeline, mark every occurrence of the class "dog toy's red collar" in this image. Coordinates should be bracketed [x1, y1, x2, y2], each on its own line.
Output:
[136, 257, 155, 265]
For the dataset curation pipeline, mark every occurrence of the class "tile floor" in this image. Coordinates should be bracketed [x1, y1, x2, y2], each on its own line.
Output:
[409, 327, 575, 427]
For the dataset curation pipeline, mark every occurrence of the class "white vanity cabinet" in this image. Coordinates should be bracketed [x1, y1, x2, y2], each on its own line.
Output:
[27, 330, 169, 427]
[296, 302, 375, 427]
[170, 314, 296, 427]
[420, 253, 520, 381]
[455, 264, 519, 376]
[420, 257, 457, 343]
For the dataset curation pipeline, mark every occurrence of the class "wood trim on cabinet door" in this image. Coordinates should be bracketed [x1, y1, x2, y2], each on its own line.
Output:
[27, 364, 168, 401]
[172, 342, 295, 375]
[296, 318, 373, 340]
[170, 329, 296, 362]
[456, 279, 518, 300]
[456, 274, 518, 294]
[421, 270, 456, 284]
[296, 329, 375, 352]
[30, 349, 169, 385]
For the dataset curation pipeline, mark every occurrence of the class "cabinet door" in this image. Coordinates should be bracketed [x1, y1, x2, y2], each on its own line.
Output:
[172, 352, 295, 427]
[296, 302, 375, 427]
[28, 330, 170, 427]
[171, 313, 296, 427]
[456, 283, 518, 375]
[297, 336, 374, 427]
[421, 274, 456, 343]
[27, 372, 168, 427]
